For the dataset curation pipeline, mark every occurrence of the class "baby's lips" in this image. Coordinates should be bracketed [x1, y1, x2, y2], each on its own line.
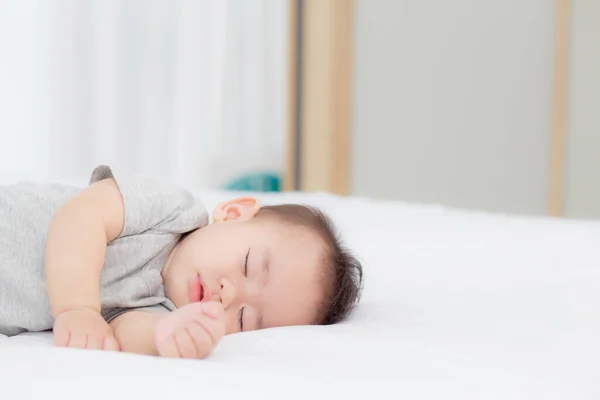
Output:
[201, 301, 224, 319]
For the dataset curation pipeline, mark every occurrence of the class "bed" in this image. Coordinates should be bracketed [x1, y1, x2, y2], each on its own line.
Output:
[1, 176, 599, 399]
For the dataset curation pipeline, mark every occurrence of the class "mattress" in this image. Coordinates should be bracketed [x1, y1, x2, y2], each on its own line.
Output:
[1, 175, 599, 399]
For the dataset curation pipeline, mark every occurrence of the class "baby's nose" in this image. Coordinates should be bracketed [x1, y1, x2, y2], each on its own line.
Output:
[218, 277, 236, 309]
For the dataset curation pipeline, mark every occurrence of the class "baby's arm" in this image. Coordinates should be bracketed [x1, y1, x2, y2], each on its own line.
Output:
[110, 302, 225, 359]
[45, 178, 125, 350]
[109, 311, 162, 355]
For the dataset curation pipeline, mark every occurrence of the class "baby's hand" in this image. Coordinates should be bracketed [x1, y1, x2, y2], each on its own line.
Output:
[53, 308, 120, 351]
[154, 302, 225, 359]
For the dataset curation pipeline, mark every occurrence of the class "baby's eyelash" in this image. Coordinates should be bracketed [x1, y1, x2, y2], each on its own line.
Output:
[238, 307, 244, 331]
[244, 248, 250, 277]
[239, 248, 249, 332]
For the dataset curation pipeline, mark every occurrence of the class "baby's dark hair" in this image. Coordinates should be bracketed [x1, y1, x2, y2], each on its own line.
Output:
[257, 204, 363, 325]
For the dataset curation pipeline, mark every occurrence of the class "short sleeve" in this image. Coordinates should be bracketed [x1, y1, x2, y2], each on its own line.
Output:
[103, 304, 173, 323]
[89, 165, 209, 237]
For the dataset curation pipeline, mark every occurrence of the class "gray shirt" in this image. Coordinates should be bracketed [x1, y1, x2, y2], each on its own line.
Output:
[0, 165, 209, 336]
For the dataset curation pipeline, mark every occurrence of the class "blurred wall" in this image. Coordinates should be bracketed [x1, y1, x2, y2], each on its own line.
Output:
[565, 0, 600, 218]
[351, 0, 599, 217]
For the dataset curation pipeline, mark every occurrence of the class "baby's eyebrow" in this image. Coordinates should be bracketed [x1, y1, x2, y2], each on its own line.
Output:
[263, 248, 271, 283]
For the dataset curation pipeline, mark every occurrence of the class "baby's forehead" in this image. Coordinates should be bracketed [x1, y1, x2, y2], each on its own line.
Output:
[253, 212, 329, 261]
[258, 213, 320, 235]
[268, 230, 328, 279]
[264, 220, 326, 249]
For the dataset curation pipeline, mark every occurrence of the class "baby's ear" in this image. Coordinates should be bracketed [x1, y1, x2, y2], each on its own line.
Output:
[212, 197, 261, 222]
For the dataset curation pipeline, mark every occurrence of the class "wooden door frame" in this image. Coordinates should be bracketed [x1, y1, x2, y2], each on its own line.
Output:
[285, 0, 353, 195]
[549, 0, 571, 216]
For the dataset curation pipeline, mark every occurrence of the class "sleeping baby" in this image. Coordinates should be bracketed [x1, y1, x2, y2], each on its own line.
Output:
[0, 166, 363, 358]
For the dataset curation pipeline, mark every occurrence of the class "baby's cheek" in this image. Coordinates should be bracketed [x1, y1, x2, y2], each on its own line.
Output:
[223, 310, 238, 335]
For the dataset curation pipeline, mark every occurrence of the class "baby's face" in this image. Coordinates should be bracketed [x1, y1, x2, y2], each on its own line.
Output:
[162, 199, 324, 334]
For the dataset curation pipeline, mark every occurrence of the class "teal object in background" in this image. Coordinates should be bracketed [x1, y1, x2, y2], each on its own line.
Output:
[224, 172, 281, 192]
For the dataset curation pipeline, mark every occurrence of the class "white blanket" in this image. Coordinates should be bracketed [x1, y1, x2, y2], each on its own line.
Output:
[1, 180, 599, 399]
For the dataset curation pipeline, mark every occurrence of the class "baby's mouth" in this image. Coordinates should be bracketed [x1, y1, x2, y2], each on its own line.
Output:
[189, 275, 204, 303]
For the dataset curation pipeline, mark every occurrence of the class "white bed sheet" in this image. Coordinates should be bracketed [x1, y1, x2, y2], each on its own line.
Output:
[1, 175, 599, 399]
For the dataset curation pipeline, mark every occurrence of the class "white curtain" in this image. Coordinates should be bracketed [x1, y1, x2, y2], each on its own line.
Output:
[0, 0, 288, 189]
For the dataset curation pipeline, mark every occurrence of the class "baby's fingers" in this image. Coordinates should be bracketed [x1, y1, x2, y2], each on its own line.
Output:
[156, 335, 181, 358]
[174, 328, 198, 359]
[86, 335, 104, 350]
[199, 302, 224, 320]
[190, 314, 225, 348]
[68, 333, 88, 349]
[186, 321, 214, 358]
[103, 335, 121, 351]
[53, 328, 70, 347]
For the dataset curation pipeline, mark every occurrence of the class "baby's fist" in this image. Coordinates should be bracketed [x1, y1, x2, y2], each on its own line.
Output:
[53, 308, 120, 351]
[155, 302, 225, 359]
